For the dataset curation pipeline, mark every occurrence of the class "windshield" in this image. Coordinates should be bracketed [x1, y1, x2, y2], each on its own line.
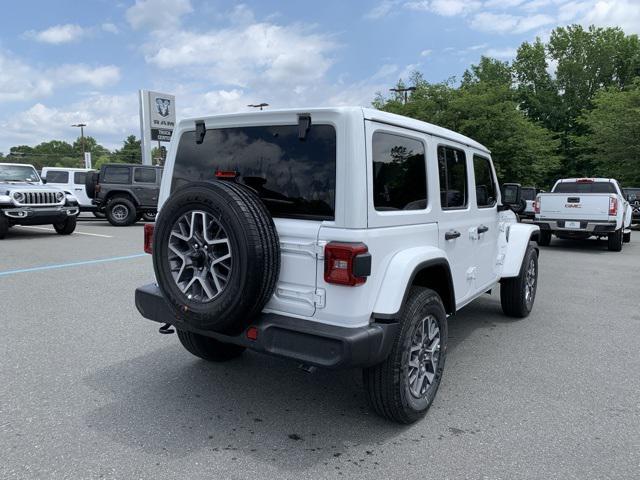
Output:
[553, 181, 616, 194]
[0, 164, 41, 183]
[172, 124, 337, 220]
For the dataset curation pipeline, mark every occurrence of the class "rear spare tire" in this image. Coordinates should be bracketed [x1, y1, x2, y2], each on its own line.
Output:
[152, 181, 280, 334]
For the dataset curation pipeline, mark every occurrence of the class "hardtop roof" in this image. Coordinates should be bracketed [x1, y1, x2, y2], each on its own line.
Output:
[178, 106, 490, 153]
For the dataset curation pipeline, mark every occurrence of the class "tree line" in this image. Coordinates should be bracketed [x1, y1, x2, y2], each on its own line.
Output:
[374, 24, 640, 188]
[0, 135, 148, 171]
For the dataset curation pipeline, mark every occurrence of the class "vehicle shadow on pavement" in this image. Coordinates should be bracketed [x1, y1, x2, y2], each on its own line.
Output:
[542, 238, 613, 253]
[82, 295, 517, 471]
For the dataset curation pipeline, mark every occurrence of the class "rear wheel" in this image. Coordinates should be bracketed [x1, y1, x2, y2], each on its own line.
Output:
[53, 216, 77, 235]
[363, 287, 447, 424]
[106, 197, 137, 226]
[537, 230, 551, 246]
[607, 229, 623, 252]
[176, 329, 245, 361]
[501, 245, 538, 318]
[623, 231, 631, 243]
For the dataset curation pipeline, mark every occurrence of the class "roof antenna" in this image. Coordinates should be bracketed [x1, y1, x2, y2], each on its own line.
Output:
[298, 113, 311, 141]
[195, 120, 206, 144]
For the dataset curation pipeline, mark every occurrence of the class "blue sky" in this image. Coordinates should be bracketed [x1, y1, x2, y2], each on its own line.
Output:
[0, 0, 638, 152]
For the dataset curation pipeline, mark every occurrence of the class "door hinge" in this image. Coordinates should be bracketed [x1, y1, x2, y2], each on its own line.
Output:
[280, 240, 326, 259]
[274, 287, 326, 308]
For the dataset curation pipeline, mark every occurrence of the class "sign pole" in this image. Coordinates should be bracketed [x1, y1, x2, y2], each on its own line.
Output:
[139, 90, 153, 166]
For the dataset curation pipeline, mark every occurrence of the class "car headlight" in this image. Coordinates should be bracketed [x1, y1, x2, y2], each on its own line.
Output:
[56, 191, 65, 202]
[13, 191, 25, 203]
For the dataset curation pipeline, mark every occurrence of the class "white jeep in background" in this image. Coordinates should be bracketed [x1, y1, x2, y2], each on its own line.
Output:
[135, 107, 540, 423]
[534, 178, 632, 251]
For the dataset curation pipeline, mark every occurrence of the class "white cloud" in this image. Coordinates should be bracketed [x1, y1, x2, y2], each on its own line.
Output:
[484, 0, 527, 8]
[372, 64, 400, 79]
[0, 49, 120, 103]
[581, 0, 640, 34]
[26, 24, 86, 44]
[470, 11, 554, 33]
[404, 0, 482, 16]
[144, 22, 336, 89]
[484, 47, 518, 59]
[101, 23, 119, 34]
[126, 0, 192, 30]
[420, 49, 433, 56]
[364, 1, 400, 20]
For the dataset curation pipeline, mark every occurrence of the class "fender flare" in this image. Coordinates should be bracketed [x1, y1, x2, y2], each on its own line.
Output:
[501, 223, 539, 278]
[106, 190, 140, 207]
[373, 246, 456, 319]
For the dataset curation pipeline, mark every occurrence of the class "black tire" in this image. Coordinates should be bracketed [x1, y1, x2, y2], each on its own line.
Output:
[176, 329, 245, 361]
[85, 171, 99, 199]
[363, 287, 448, 424]
[607, 229, 623, 251]
[501, 245, 538, 318]
[142, 211, 156, 222]
[537, 230, 551, 246]
[53, 216, 77, 235]
[93, 211, 106, 219]
[623, 231, 631, 243]
[153, 181, 280, 334]
[106, 197, 137, 226]
[0, 216, 8, 239]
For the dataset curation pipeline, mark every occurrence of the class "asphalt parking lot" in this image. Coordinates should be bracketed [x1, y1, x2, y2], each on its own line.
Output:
[1, 218, 639, 480]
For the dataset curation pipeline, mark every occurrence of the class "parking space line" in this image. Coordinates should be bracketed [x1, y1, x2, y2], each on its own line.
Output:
[0, 254, 147, 277]
[15, 225, 113, 238]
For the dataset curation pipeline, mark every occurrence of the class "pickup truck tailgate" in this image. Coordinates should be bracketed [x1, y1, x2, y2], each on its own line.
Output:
[538, 193, 612, 220]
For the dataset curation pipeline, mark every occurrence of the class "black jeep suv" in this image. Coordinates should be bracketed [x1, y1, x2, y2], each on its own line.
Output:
[623, 188, 640, 223]
[86, 164, 162, 226]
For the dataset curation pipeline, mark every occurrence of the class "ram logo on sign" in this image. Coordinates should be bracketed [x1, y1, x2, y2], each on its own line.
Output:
[139, 89, 177, 165]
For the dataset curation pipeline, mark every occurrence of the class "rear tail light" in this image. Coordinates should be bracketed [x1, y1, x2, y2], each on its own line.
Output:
[144, 223, 154, 254]
[534, 196, 540, 214]
[324, 242, 371, 286]
[609, 196, 618, 216]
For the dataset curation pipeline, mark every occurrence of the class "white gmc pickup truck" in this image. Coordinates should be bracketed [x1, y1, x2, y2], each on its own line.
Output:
[534, 178, 632, 251]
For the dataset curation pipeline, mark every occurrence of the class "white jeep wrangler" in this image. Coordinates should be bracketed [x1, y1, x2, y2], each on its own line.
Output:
[136, 107, 540, 424]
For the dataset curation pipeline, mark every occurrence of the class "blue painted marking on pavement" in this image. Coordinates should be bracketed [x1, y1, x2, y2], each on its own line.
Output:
[0, 254, 148, 277]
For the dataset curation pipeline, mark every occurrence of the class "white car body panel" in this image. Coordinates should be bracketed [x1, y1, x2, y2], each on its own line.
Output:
[158, 107, 537, 329]
[41, 167, 93, 208]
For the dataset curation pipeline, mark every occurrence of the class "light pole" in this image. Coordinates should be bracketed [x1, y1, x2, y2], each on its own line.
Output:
[71, 123, 87, 164]
[248, 103, 269, 111]
[389, 87, 416, 105]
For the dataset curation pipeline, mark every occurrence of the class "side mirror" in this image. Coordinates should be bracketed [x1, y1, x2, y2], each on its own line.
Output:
[41, 178, 47, 184]
[500, 183, 522, 212]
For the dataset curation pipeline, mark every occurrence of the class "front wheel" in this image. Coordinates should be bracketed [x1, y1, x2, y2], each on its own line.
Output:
[607, 229, 623, 252]
[53, 216, 77, 235]
[0, 215, 8, 239]
[176, 329, 245, 361]
[363, 287, 447, 424]
[142, 211, 156, 222]
[501, 245, 538, 318]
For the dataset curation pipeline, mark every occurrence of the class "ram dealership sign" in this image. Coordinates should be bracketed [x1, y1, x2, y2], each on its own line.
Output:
[139, 90, 176, 165]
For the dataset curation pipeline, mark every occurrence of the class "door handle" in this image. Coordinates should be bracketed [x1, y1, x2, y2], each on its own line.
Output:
[445, 230, 461, 240]
[477, 225, 489, 234]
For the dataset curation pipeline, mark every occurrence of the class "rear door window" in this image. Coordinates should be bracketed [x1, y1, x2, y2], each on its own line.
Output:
[102, 166, 130, 184]
[74, 172, 86, 185]
[172, 125, 337, 220]
[134, 167, 157, 183]
[372, 132, 427, 211]
[438, 146, 468, 209]
[46, 171, 69, 184]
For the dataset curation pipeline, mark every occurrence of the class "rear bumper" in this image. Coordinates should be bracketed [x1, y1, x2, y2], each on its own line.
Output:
[2, 205, 79, 224]
[135, 283, 398, 369]
[535, 219, 617, 233]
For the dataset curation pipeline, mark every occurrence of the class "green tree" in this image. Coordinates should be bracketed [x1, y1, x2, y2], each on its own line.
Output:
[576, 80, 640, 185]
[113, 135, 142, 164]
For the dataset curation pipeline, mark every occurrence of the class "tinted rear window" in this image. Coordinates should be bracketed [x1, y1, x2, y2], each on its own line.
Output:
[521, 188, 537, 200]
[172, 125, 337, 220]
[46, 171, 69, 183]
[553, 182, 616, 194]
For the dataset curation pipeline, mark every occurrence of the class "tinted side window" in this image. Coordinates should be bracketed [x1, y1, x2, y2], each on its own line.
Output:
[372, 132, 427, 211]
[46, 171, 69, 184]
[521, 188, 537, 201]
[473, 155, 497, 208]
[438, 146, 468, 209]
[134, 168, 156, 183]
[74, 172, 86, 185]
[102, 166, 130, 184]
